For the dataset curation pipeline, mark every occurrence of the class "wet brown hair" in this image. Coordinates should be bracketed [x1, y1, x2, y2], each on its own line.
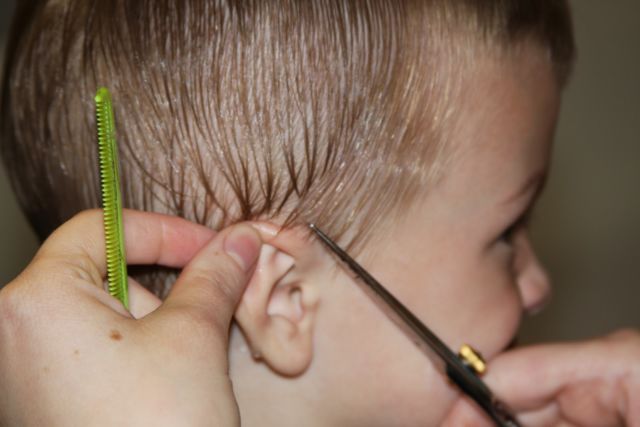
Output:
[1, 0, 574, 296]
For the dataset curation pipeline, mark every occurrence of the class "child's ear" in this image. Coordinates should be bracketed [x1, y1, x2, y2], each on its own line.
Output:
[234, 226, 320, 376]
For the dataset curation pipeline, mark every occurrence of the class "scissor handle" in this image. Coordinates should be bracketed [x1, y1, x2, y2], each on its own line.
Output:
[446, 365, 521, 427]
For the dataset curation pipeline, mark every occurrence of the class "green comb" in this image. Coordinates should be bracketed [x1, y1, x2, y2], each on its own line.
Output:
[95, 87, 129, 309]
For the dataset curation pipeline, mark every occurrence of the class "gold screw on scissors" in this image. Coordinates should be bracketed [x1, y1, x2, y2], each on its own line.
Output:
[459, 344, 487, 376]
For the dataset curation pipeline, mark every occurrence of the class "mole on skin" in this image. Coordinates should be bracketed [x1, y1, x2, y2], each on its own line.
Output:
[109, 329, 123, 341]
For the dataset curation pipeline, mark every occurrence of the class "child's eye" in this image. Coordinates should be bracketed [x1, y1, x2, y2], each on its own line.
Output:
[500, 223, 518, 244]
[500, 211, 533, 244]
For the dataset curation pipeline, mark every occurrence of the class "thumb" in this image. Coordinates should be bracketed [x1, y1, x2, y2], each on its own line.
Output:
[151, 223, 262, 332]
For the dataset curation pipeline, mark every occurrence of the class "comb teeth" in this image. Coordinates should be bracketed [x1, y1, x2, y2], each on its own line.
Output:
[95, 87, 129, 309]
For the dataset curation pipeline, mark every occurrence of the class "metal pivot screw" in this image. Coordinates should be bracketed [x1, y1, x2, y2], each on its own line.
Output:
[459, 344, 487, 375]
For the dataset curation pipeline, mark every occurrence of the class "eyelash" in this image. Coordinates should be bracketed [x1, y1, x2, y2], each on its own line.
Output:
[500, 210, 533, 244]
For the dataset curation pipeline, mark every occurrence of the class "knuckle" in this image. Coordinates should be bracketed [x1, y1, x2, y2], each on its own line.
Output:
[208, 263, 240, 302]
[69, 209, 102, 225]
[51, 210, 102, 242]
[187, 259, 241, 305]
[605, 328, 640, 350]
[0, 251, 105, 341]
[624, 329, 640, 353]
[37, 254, 102, 290]
[608, 328, 640, 341]
[601, 328, 640, 366]
[607, 328, 640, 382]
[65, 253, 103, 285]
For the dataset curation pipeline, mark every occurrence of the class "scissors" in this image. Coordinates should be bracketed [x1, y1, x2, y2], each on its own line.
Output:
[309, 224, 521, 427]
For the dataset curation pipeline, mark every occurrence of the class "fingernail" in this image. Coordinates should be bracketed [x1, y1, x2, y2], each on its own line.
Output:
[224, 225, 262, 271]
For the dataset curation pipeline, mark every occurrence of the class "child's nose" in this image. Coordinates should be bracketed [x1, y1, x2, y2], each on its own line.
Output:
[514, 233, 552, 315]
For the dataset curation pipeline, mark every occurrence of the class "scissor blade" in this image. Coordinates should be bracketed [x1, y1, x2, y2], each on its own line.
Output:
[309, 224, 458, 370]
[308, 224, 521, 427]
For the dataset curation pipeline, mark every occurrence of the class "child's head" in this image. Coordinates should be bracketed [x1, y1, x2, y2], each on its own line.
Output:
[1, 1, 574, 425]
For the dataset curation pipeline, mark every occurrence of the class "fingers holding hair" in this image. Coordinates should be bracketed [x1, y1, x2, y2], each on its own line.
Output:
[151, 224, 262, 338]
[8, 209, 216, 316]
[35, 209, 216, 285]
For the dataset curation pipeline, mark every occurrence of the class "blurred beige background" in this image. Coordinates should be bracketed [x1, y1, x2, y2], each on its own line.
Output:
[0, 1, 638, 343]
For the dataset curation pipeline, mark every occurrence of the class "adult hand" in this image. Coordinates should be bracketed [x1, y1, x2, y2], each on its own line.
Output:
[443, 329, 640, 427]
[0, 209, 262, 427]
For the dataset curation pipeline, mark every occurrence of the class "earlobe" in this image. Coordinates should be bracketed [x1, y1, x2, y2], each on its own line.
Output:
[235, 234, 319, 377]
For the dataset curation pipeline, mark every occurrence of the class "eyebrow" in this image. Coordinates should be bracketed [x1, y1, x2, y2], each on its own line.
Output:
[503, 170, 548, 206]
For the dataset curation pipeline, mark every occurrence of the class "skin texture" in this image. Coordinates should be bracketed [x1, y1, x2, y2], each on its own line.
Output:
[313, 44, 559, 425]
[225, 42, 631, 427]
[0, 210, 263, 426]
[0, 42, 638, 426]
